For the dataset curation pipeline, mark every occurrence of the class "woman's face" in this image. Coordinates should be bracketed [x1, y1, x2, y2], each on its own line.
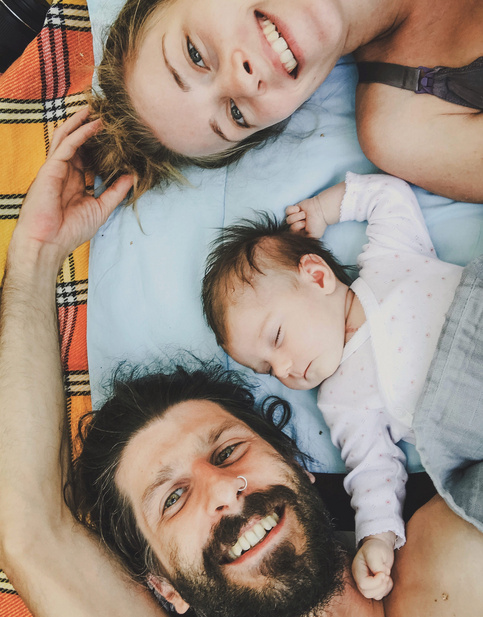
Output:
[125, 0, 347, 156]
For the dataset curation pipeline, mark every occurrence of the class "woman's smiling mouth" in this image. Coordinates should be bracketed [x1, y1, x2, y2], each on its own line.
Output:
[256, 13, 298, 76]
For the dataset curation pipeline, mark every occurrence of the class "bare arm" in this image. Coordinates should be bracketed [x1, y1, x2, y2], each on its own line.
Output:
[357, 86, 483, 203]
[386, 495, 483, 617]
[0, 109, 165, 617]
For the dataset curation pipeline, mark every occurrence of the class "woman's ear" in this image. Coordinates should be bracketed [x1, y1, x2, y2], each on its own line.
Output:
[147, 573, 191, 614]
[298, 254, 337, 294]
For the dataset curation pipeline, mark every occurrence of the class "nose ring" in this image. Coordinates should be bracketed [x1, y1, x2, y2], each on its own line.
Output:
[237, 475, 248, 493]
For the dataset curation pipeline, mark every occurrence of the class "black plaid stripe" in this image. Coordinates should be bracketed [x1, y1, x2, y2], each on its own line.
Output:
[47, 3, 90, 31]
[0, 194, 24, 219]
[56, 279, 88, 306]
[40, 5, 70, 102]
[0, 94, 87, 124]
[64, 370, 91, 397]
[0, 570, 17, 594]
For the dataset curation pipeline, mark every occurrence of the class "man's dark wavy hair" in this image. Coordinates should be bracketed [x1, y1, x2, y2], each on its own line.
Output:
[202, 212, 355, 346]
[69, 360, 307, 586]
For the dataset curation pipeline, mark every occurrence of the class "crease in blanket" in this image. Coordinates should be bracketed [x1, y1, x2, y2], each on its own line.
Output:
[414, 255, 483, 532]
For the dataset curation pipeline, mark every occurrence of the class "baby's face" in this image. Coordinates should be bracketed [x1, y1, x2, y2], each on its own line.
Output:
[224, 263, 347, 390]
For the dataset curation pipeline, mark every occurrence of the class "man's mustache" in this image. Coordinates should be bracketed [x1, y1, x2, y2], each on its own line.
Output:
[203, 484, 298, 562]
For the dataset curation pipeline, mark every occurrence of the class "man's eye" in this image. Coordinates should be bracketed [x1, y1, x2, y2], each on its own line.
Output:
[230, 100, 247, 127]
[187, 38, 206, 68]
[216, 444, 236, 465]
[164, 487, 185, 511]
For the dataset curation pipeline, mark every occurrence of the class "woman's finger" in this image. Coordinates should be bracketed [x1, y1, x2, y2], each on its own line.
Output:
[48, 107, 90, 155]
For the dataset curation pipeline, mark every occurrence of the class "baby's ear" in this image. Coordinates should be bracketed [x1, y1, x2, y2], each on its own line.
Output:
[299, 254, 336, 293]
[147, 574, 191, 614]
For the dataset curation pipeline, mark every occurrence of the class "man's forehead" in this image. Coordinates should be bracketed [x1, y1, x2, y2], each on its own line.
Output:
[116, 400, 252, 493]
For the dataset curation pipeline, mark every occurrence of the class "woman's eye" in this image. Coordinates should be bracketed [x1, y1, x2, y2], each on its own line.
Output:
[187, 38, 206, 68]
[164, 487, 185, 511]
[230, 100, 247, 127]
[216, 444, 236, 465]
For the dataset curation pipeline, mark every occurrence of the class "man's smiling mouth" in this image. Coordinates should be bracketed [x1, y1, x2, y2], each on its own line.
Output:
[226, 510, 281, 562]
[256, 13, 298, 76]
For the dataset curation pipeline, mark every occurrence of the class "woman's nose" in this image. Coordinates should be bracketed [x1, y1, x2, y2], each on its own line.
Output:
[227, 50, 265, 98]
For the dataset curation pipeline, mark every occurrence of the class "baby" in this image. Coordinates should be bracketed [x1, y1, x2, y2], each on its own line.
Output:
[202, 172, 464, 600]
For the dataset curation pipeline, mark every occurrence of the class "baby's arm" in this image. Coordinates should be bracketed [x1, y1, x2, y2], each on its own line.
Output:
[286, 181, 346, 237]
[352, 531, 396, 600]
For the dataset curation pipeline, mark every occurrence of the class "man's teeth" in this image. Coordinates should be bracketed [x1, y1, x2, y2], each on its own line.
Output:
[228, 512, 280, 560]
[261, 18, 297, 73]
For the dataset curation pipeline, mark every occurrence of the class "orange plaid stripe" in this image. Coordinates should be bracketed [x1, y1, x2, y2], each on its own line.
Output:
[0, 0, 94, 613]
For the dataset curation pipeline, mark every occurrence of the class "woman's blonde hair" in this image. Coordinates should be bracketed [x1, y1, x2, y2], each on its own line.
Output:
[85, 0, 288, 202]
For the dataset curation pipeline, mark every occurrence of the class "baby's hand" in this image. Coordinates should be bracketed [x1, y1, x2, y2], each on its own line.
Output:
[352, 532, 396, 600]
[286, 195, 328, 238]
[285, 182, 346, 238]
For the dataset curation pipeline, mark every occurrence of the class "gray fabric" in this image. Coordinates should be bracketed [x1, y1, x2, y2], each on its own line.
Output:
[414, 255, 483, 532]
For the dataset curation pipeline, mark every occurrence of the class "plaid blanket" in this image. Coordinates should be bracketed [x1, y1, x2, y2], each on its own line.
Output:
[0, 1, 93, 614]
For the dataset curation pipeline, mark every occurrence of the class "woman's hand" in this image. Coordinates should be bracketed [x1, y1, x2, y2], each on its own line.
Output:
[352, 532, 396, 601]
[13, 107, 133, 266]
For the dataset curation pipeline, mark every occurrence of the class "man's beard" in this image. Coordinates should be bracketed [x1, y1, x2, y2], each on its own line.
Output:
[167, 465, 346, 617]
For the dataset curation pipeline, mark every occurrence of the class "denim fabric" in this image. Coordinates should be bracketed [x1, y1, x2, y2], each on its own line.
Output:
[414, 255, 483, 532]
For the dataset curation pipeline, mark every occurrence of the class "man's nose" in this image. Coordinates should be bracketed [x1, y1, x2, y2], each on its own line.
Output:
[226, 50, 266, 98]
[194, 461, 243, 516]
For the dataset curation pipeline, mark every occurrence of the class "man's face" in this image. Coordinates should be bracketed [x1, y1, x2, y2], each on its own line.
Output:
[115, 399, 343, 616]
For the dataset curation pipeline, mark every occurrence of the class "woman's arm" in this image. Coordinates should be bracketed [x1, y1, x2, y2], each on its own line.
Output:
[356, 86, 483, 203]
[0, 110, 165, 617]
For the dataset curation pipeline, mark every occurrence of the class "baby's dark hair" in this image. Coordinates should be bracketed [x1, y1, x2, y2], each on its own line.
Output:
[202, 213, 354, 346]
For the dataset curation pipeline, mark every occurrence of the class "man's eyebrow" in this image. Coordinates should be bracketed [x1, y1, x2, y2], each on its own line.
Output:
[206, 419, 243, 446]
[142, 466, 174, 515]
[141, 419, 243, 515]
[162, 35, 190, 92]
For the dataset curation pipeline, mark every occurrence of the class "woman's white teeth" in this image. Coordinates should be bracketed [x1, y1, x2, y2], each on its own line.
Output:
[228, 512, 280, 560]
[261, 18, 297, 73]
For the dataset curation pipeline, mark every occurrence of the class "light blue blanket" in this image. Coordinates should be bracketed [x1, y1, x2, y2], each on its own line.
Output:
[86, 0, 483, 475]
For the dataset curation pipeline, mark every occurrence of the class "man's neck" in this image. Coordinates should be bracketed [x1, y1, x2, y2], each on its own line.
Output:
[305, 571, 384, 617]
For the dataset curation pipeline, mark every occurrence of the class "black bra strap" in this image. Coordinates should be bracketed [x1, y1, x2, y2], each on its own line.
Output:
[357, 59, 483, 109]
[357, 62, 421, 91]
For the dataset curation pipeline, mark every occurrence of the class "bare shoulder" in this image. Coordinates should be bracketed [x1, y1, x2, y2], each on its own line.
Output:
[355, 84, 483, 202]
[385, 496, 483, 617]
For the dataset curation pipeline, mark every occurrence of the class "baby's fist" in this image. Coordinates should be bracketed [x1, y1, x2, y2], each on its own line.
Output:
[352, 533, 396, 600]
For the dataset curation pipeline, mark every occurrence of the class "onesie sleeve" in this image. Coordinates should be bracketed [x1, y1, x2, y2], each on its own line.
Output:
[319, 395, 407, 548]
[340, 172, 436, 260]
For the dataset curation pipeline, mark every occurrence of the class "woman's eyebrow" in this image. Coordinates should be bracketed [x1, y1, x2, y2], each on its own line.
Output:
[161, 36, 236, 144]
[210, 120, 237, 143]
[162, 35, 189, 92]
